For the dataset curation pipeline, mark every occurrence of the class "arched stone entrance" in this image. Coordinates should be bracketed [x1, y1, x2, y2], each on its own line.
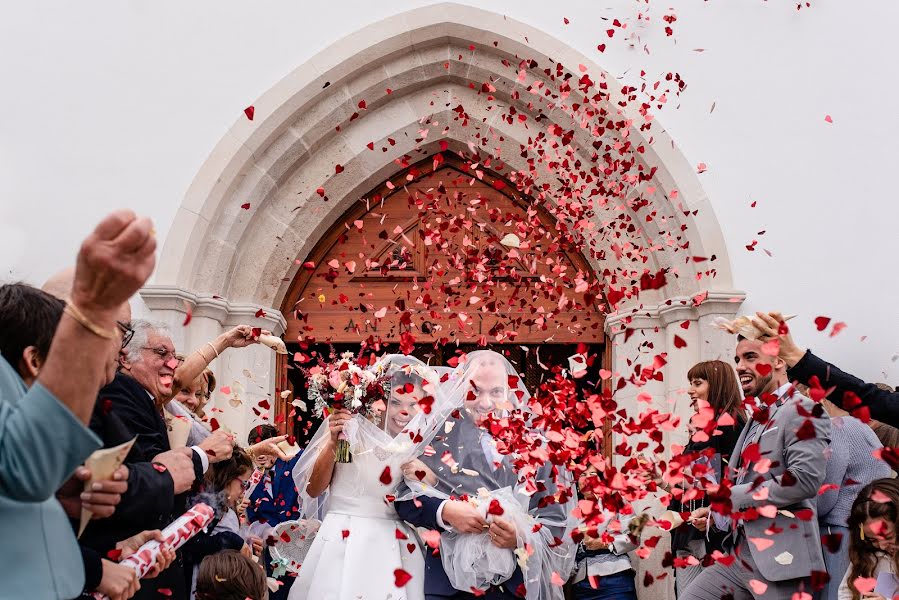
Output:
[141, 5, 745, 597]
[277, 153, 611, 445]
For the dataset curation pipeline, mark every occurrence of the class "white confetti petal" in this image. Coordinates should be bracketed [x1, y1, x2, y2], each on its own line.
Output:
[774, 551, 793, 565]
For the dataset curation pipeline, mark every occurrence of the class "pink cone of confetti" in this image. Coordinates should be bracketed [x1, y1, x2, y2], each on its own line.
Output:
[92, 503, 214, 599]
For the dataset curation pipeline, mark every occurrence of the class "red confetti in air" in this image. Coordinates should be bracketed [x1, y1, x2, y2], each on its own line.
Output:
[379, 466, 392, 485]
[487, 499, 504, 516]
[394, 568, 413, 587]
[814, 316, 831, 331]
[244, 106, 254, 120]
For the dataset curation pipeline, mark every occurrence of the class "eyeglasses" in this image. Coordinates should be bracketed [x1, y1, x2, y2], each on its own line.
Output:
[117, 321, 134, 349]
[142, 347, 184, 366]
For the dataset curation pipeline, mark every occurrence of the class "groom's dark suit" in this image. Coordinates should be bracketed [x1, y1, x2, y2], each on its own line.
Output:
[395, 413, 567, 600]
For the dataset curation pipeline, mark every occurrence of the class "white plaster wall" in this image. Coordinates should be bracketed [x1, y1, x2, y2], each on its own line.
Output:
[1, 0, 897, 385]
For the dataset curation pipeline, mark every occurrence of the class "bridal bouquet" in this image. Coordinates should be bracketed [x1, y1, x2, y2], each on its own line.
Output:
[306, 352, 388, 462]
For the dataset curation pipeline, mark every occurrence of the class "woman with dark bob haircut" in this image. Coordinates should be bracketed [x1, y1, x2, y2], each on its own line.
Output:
[670, 360, 746, 596]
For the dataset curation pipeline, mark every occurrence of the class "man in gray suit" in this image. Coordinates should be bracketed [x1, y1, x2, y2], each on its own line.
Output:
[684, 335, 831, 600]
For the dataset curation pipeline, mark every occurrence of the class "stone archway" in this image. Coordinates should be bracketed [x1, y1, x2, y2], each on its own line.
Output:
[142, 5, 744, 596]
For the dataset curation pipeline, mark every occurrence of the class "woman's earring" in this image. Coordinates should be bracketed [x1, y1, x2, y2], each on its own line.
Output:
[860, 525, 865, 540]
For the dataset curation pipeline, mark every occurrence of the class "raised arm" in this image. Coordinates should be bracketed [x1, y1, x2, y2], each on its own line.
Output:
[38, 210, 156, 424]
[754, 311, 899, 426]
[167, 325, 268, 404]
[0, 211, 155, 500]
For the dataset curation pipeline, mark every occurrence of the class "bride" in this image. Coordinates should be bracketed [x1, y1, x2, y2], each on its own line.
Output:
[287, 354, 444, 600]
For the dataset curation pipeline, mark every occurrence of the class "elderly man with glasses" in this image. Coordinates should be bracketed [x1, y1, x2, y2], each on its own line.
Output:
[82, 319, 268, 598]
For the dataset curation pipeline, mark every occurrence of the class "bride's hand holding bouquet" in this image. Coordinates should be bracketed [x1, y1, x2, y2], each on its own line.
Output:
[306, 352, 388, 463]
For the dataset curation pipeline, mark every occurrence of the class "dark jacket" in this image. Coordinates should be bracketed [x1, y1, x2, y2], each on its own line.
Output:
[668, 415, 745, 558]
[789, 350, 899, 428]
[395, 414, 565, 599]
[74, 372, 204, 600]
[246, 454, 303, 528]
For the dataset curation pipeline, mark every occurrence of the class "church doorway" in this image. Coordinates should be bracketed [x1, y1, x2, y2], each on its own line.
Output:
[275, 155, 609, 446]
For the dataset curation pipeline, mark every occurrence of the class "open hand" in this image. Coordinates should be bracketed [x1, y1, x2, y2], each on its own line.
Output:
[752, 312, 806, 368]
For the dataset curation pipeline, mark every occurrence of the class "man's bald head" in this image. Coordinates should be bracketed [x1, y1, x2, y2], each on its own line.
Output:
[43, 266, 131, 323]
[43, 266, 132, 384]
[41, 267, 76, 300]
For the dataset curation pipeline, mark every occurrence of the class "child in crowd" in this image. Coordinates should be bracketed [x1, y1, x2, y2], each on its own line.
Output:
[842, 478, 899, 600]
[245, 424, 303, 600]
[571, 463, 640, 600]
[183, 446, 263, 598]
[195, 549, 268, 600]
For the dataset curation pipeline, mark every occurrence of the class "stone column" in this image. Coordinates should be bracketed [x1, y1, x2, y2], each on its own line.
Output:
[605, 291, 744, 600]
[140, 285, 287, 442]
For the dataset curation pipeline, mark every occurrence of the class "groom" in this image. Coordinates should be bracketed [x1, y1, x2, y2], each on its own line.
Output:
[395, 352, 569, 600]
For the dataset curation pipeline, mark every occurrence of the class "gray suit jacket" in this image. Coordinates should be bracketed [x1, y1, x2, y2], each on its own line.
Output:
[728, 389, 831, 582]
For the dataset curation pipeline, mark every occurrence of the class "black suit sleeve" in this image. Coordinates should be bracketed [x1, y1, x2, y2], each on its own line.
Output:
[394, 495, 445, 531]
[112, 462, 176, 521]
[190, 449, 204, 481]
[181, 530, 245, 567]
[100, 381, 169, 459]
[789, 350, 899, 427]
[80, 544, 104, 593]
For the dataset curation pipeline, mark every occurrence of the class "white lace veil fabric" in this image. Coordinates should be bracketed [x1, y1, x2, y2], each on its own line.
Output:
[292, 354, 450, 523]
[398, 350, 577, 600]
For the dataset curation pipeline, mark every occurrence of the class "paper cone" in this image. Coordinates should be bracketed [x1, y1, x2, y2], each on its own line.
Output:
[276, 440, 301, 460]
[657, 509, 685, 530]
[713, 314, 796, 340]
[258, 334, 287, 354]
[79, 437, 136, 537]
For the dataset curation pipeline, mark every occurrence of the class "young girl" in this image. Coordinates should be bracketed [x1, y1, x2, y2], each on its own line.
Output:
[670, 360, 746, 597]
[184, 446, 261, 598]
[195, 549, 268, 600]
[842, 478, 899, 600]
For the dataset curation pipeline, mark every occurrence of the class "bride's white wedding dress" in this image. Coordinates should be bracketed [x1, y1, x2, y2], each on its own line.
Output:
[288, 444, 425, 600]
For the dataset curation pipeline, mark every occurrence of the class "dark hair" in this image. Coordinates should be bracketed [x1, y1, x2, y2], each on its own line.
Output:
[202, 368, 216, 399]
[195, 549, 267, 600]
[0, 283, 66, 375]
[687, 360, 743, 419]
[847, 478, 899, 600]
[205, 445, 253, 494]
[247, 424, 278, 446]
[871, 422, 899, 449]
